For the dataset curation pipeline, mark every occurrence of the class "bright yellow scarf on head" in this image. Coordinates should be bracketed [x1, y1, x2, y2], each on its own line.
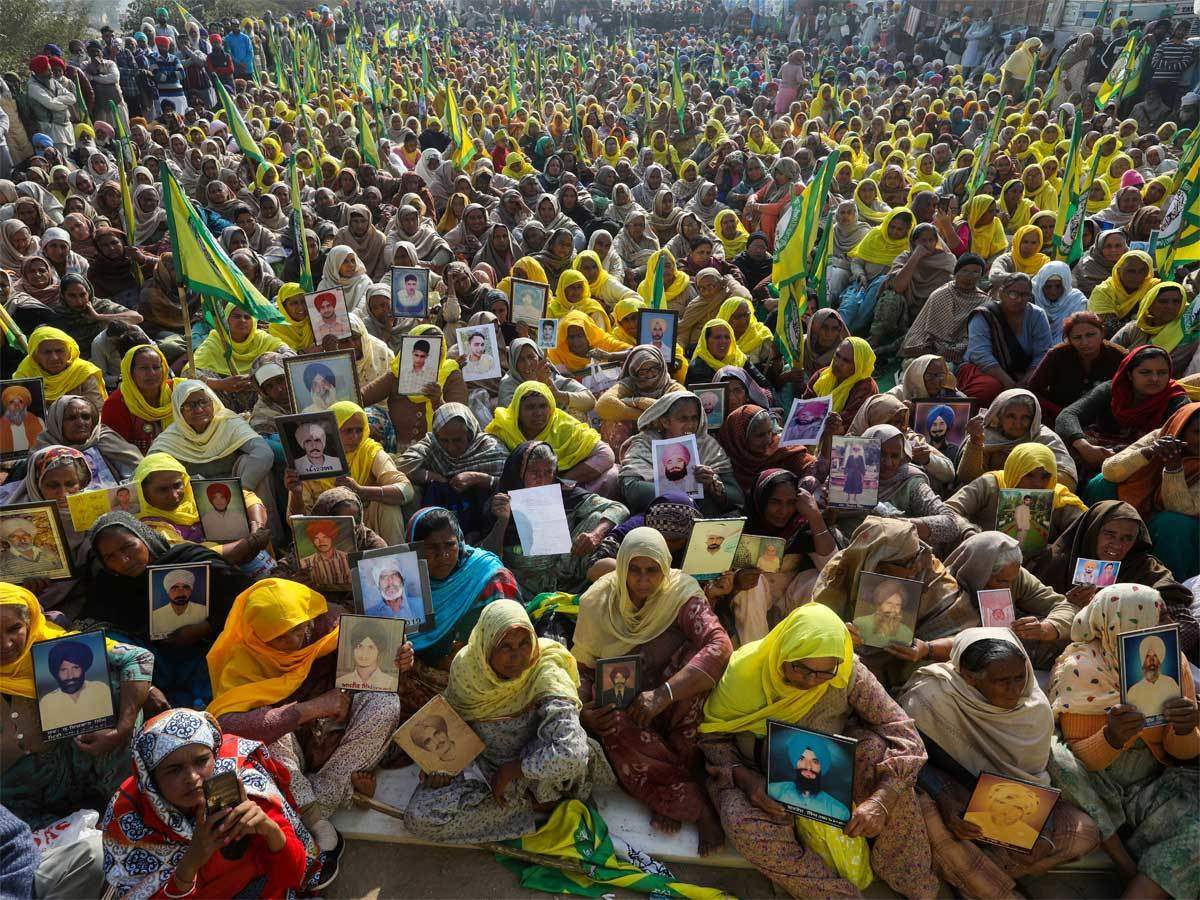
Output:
[747, 130, 779, 156]
[1090, 250, 1160, 319]
[119, 344, 176, 426]
[714, 209, 749, 257]
[388, 325, 460, 430]
[718, 297, 771, 355]
[206, 578, 340, 719]
[1135, 282, 1187, 351]
[268, 282, 315, 350]
[636, 250, 691, 305]
[573, 250, 612, 296]
[194, 304, 287, 376]
[691, 319, 747, 370]
[700, 604, 853, 737]
[1002, 180, 1034, 232]
[325, 400, 383, 487]
[964, 195, 1008, 259]
[134, 452, 198, 526]
[1011, 224, 1050, 274]
[547, 269, 611, 329]
[852, 182, 889, 225]
[989, 442, 1086, 512]
[609, 296, 645, 345]
[848, 209, 912, 266]
[812, 336, 875, 412]
[485, 381, 599, 470]
[497, 256, 550, 299]
[14, 326, 107, 403]
[444, 599, 581, 721]
[0, 585, 69, 699]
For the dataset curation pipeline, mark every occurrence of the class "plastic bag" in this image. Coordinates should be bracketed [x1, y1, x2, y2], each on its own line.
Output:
[792, 816, 873, 890]
[31, 809, 100, 853]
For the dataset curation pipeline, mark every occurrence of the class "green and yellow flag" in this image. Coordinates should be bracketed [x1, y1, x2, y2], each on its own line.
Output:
[1055, 109, 1104, 266]
[671, 52, 686, 130]
[212, 76, 266, 165]
[965, 97, 1006, 200]
[444, 86, 476, 171]
[287, 155, 314, 291]
[1095, 32, 1147, 110]
[1153, 136, 1200, 275]
[356, 105, 381, 168]
[160, 166, 282, 323]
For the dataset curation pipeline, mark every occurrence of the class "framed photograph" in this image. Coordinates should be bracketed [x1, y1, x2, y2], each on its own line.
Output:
[681, 516, 747, 577]
[690, 382, 729, 430]
[766, 720, 857, 827]
[66, 483, 140, 531]
[595, 655, 641, 710]
[193, 478, 251, 542]
[781, 397, 833, 447]
[651, 434, 703, 500]
[0, 501, 73, 583]
[732, 534, 787, 573]
[283, 350, 360, 413]
[1118, 624, 1181, 726]
[997, 489, 1054, 555]
[31, 630, 115, 741]
[852, 571, 922, 649]
[305, 286, 352, 342]
[203, 771, 243, 814]
[978, 588, 1016, 629]
[537, 318, 559, 349]
[455, 323, 502, 382]
[511, 277, 550, 326]
[350, 545, 434, 632]
[1072, 558, 1121, 586]
[827, 436, 880, 509]
[636, 309, 677, 359]
[964, 773, 1061, 853]
[396, 333, 443, 395]
[147, 562, 210, 640]
[391, 266, 430, 318]
[913, 401, 970, 456]
[0, 377, 47, 462]
[290, 515, 356, 589]
[336, 614, 406, 692]
[278, 411, 349, 481]
[392, 694, 485, 776]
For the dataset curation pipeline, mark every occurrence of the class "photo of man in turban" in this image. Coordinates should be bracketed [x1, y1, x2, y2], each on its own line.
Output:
[149, 566, 208, 639]
[298, 518, 352, 586]
[1125, 631, 1181, 721]
[965, 779, 1051, 851]
[0, 514, 62, 578]
[0, 383, 45, 457]
[197, 481, 249, 542]
[301, 362, 338, 413]
[37, 637, 112, 733]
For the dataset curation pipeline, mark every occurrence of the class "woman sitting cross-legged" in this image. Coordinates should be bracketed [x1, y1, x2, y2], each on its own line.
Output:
[897, 629, 1100, 897]
[101, 708, 324, 898]
[404, 601, 613, 843]
[698, 604, 939, 899]
[571, 528, 733, 856]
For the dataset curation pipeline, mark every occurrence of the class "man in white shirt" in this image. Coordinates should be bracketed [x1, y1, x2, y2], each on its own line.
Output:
[150, 568, 205, 639]
[293, 422, 339, 476]
[1126, 634, 1180, 719]
[38, 640, 111, 733]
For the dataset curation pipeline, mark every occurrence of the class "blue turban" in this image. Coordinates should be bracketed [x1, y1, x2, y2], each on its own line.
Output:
[48, 639, 94, 676]
[925, 404, 956, 433]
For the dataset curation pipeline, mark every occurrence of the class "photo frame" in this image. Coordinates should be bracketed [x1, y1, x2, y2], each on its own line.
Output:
[766, 720, 857, 827]
[636, 309, 678, 359]
[827, 436, 880, 509]
[0, 377, 47, 463]
[511, 277, 550, 326]
[192, 478, 251, 542]
[912, 401, 971, 455]
[681, 517, 747, 577]
[690, 382, 729, 430]
[978, 588, 1016, 629]
[390, 265, 430, 318]
[1118, 623, 1181, 726]
[147, 562, 210, 640]
[537, 318, 559, 349]
[1072, 558, 1121, 587]
[996, 489, 1054, 555]
[396, 333, 443, 395]
[66, 483, 140, 531]
[283, 350, 361, 413]
[851, 571, 922, 649]
[651, 434, 703, 500]
[732, 534, 787, 573]
[277, 411, 349, 481]
[305, 286, 353, 342]
[290, 515, 357, 589]
[336, 614, 406, 692]
[0, 501, 73, 583]
[964, 773, 1061, 853]
[392, 694, 485, 776]
[455, 323, 503, 382]
[31, 629, 115, 741]
[350, 544, 435, 633]
[781, 397, 833, 447]
[595, 655, 641, 710]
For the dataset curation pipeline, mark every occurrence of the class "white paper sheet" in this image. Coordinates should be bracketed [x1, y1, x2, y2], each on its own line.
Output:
[508, 484, 573, 556]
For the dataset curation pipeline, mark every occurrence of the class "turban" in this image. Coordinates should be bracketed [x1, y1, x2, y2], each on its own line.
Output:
[0, 518, 35, 539]
[28, 56, 51, 74]
[302, 363, 335, 391]
[1, 386, 32, 407]
[155, 36, 172, 50]
[48, 639, 93, 675]
[1139, 635, 1167, 664]
[48, 57, 66, 72]
[305, 520, 339, 540]
[164, 569, 196, 590]
[206, 482, 232, 502]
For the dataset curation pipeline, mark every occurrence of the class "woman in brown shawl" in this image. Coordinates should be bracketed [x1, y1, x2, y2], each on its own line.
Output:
[715, 403, 818, 494]
[594, 344, 684, 449]
[782, 307, 848, 393]
[1071, 229, 1127, 297]
[871, 223, 956, 360]
[333, 204, 389, 280]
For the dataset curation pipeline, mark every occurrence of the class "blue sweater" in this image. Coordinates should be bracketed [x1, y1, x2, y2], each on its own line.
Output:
[0, 804, 35, 899]
[965, 304, 1053, 375]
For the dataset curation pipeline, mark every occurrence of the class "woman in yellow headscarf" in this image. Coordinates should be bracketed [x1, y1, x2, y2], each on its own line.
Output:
[804, 335, 878, 421]
[546, 310, 630, 375]
[290, 401, 412, 546]
[999, 38, 1042, 96]
[194, 304, 287, 378]
[573, 249, 636, 309]
[486, 381, 613, 492]
[959, 195, 1008, 262]
[746, 123, 779, 157]
[1100, 153, 1133, 196]
[547, 269, 611, 329]
[848, 208, 914, 285]
[1116, 282, 1195, 371]
[636, 249, 693, 312]
[15, 326, 107, 409]
[853, 180, 891, 225]
[1089, 249, 1160, 328]
[1143, 174, 1175, 209]
[808, 83, 836, 125]
[999, 180, 1035, 235]
[912, 153, 943, 188]
[106, 343, 177, 454]
[206, 577, 405, 842]
[267, 282, 316, 351]
[1021, 164, 1058, 212]
[1029, 124, 1061, 161]
[689, 319, 748, 382]
[1005, 224, 1051, 276]
[718, 297, 773, 362]
[649, 130, 681, 175]
[374, 323, 466, 439]
[714, 209, 750, 258]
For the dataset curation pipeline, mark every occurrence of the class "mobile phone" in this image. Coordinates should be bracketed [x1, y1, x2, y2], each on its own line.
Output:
[203, 770, 242, 815]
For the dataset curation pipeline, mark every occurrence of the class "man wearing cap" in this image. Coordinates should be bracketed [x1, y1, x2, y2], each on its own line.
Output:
[364, 563, 418, 620]
[154, 7, 180, 42]
[83, 40, 125, 126]
[224, 20, 255, 79]
[1, 517, 54, 577]
[150, 568, 206, 639]
[26, 56, 76, 152]
[0, 384, 44, 455]
[38, 639, 111, 733]
[151, 35, 187, 116]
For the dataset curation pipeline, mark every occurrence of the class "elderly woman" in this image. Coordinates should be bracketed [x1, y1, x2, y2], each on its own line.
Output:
[100, 344, 177, 454]
[102, 708, 323, 897]
[897, 630, 1100, 897]
[0, 584, 152, 828]
[959, 273, 1054, 405]
[192, 303, 290, 412]
[716, 403, 817, 495]
[487, 382, 617, 496]
[871, 223, 957, 360]
[572, 528, 732, 856]
[613, 211, 660, 287]
[957, 388, 1079, 490]
[802, 336, 878, 427]
[13, 325, 107, 409]
[1047, 585, 1199, 898]
[699, 604, 939, 898]
[595, 344, 684, 448]
[404, 601, 612, 843]
[208, 578, 408, 870]
[33, 393, 143, 483]
[619, 391, 743, 516]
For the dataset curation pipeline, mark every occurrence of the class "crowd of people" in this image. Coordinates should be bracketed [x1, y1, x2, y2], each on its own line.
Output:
[0, 0, 1199, 897]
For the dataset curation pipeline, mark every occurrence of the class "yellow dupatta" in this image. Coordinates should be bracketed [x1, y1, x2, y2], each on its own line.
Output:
[988, 443, 1087, 512]
[268, 282, 315, 350]
[1090, 251, 1160, 319]
[848, 208, 912, 266]
[963, 195, 1008, 259]
[1134, 282, 1187, 351]
[714, 209, 749, 257]
[118, 344, 176, 427]
[133, 452, 199, 526]
[1011, 224, 1050, 274]
[811, 336, 876, 412]
[1001, 180, 1035, 233]
[636, 250, 691, 305]
[388, 324, 461, 429]
[194, 304, 287, 375]
[718, 297, 771, 355]
[852, 181, 890, 225]
[0, 585, 69, 699]
[546, 310, 629, 372]
[324, 401, 383, 487]
[486, 381, 599, 469]
[547, 269, 611, 329]
[14, 326, 107, 403]
[690, 319, 748, 370]
[496, 255, 549, 299]
[573, 250, 613, 297]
